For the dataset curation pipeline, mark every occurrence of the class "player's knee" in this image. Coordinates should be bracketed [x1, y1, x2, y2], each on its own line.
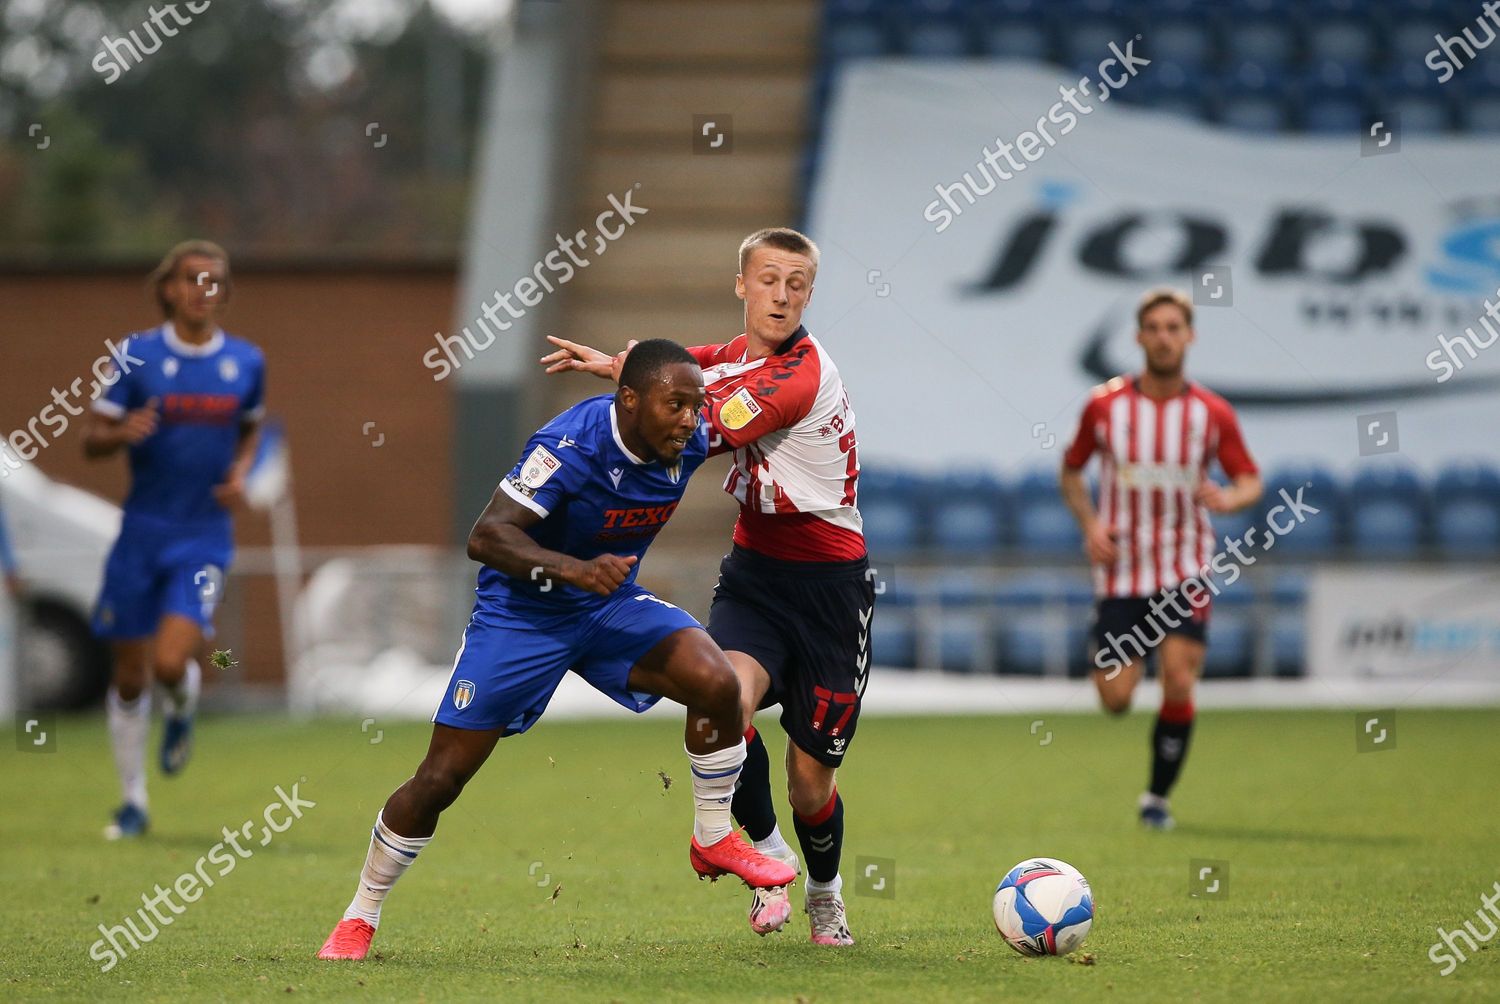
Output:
[702, 664, 741, 724]
[150, 652, 187, 687]
[1162, 671, 1196, 703]
[787, 770, 835, 818]
[1100, 691, 1132, 716]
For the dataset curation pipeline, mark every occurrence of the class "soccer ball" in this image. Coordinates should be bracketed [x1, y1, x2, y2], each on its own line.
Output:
[992, 857, 1094, 956]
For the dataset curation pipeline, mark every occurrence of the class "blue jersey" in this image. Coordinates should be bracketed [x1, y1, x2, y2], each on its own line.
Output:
[95, 324, 265, 526]
[479, 394, 708, 613]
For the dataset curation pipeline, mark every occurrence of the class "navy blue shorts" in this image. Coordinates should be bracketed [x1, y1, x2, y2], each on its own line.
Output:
[707, 546, 874, 768]
[92, 514, 231, 640]
[1091, 580, 1211, 665]
[432, 583, 702, 735]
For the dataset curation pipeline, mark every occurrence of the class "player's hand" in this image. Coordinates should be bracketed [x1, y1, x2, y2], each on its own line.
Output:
[540, 336, 617, 379]
[3, 573, 21, 599]
[213, 474, 247, 510]
[118, 398, 160, 445]
[566, 554, 638, 596]
[1195, 480, 1232, 513]
[1083, 522, 1119, 564]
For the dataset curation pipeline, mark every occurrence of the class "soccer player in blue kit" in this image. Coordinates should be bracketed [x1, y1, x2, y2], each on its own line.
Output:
[317, 339, 796, 961]
[83, 240, 265, 839]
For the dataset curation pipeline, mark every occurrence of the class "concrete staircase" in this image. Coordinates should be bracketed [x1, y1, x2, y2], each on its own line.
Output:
[548, 0, 821, 556]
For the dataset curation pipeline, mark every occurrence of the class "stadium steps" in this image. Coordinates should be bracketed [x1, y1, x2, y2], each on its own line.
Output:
[551, 0, 819, 545]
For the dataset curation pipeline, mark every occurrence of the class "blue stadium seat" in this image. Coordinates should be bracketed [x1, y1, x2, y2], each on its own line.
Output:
[1219, 62, 1291, 131]
[871, 611, 918, 668]
[1261, 462, 1342, 555]
[1057, 14, 1134, 70]
[1270, 609, 1306, 677]
[1012, 469, 1082, 556]
[858, 470, 927, 556]
[1299, 62, 1368, 133]
[1348, 463, 1427, 557]
[1203, 590, 1254, 677]
[1145, 15, 1216, 71]
[975, 0, 1052, 59]
[1433, 461, 1500, 557]
[936, 611, 992, 673]
[892, 0, 972, 58]
[1136, 60, 1213, 121]
[1386, 16, 1450, 69]
[1305, 15, 1380, 69]
[824, 0, 891, 63]
[1221, 17, 1299, 69]
[930, 469, 1006, 554]
[1378, 66, 1455, 134]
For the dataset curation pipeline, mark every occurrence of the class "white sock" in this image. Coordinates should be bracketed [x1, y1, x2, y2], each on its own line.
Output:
[754, 825, 792, 857]
[808, 873, 843, 897]
[688, 738, 745, 845]
[107, 687, 151, 810]
[343, 810, 431, 928]
[163, 659, 201, 718]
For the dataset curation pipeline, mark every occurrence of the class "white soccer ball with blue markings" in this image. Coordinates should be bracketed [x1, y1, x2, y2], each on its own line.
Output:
[992, 857, 1094, 956]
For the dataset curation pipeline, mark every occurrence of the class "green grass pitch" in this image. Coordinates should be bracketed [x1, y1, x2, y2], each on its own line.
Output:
[3, 707, 1498, 1002]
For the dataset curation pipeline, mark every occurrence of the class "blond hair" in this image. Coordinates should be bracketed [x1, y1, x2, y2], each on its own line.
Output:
[738, 227, 820, 276]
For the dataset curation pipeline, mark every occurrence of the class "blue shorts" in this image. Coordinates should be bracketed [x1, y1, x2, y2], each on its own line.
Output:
[432, 583, 702, 734]
[92, 514, 231, 640]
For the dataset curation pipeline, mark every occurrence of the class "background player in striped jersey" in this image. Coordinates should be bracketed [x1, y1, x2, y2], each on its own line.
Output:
[1060, 287, 1262, 830]
[83, 241, 265, 840]
[542, 227, 870, 946]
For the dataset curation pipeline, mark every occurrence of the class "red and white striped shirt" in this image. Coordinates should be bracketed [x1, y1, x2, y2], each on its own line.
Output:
[689, 328, 865, 562]
[1063, 375, 1257, 599]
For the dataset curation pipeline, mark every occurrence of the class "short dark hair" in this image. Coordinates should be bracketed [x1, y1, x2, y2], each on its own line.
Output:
[618, 338, 697, 392]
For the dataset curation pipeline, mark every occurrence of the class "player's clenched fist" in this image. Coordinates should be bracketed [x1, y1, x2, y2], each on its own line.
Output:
[119, 398, 160, 444]
[1083, 522, 1119, 565]
[566, 553, 638, 596]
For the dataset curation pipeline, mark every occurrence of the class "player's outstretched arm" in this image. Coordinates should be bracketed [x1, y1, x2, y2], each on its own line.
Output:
[539, 336, 627, 381]
[466, 485, 636, 597]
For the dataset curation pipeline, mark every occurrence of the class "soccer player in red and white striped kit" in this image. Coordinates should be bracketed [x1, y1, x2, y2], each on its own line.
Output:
[1060, 287, 1262, 830]
[543, 227, 869, 945]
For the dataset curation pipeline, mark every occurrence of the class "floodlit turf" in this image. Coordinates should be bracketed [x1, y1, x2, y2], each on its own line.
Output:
[4, 706, 1498, 1002]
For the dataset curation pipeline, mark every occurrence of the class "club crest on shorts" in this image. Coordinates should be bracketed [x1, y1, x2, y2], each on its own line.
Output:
[452, 679, 476, 711]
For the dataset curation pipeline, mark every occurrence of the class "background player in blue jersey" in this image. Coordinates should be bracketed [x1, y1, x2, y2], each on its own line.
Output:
[0, 494, 20, 598]
[82, 240, 265, 840]
[317, 339, 797, 961]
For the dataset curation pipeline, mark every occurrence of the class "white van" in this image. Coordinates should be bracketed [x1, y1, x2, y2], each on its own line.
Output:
[0, 457, 118, 711]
